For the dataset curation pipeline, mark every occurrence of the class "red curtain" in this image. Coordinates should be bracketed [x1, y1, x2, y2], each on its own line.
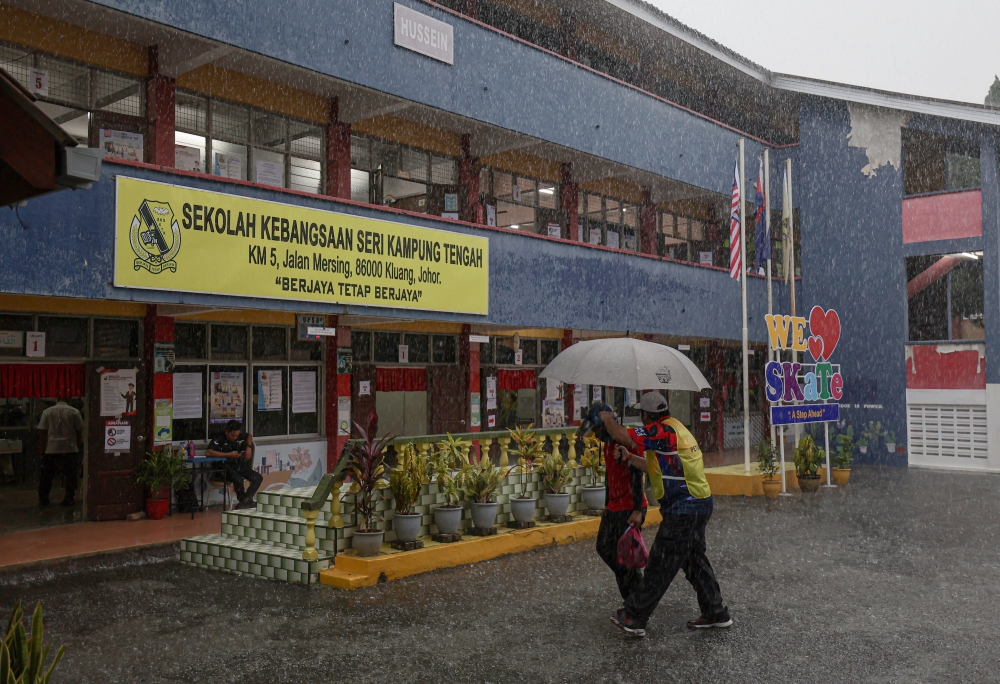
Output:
[498, 369, 536, 391]
[376, 367, 427, 393]
[0, 364, 85, 398]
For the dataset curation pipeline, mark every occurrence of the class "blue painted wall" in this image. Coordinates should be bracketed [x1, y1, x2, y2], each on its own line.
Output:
[0, 162, 787, 342]
[85, 0, 771, 195]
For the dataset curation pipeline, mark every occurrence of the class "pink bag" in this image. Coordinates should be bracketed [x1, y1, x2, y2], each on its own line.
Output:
[617, 526, 648, 570]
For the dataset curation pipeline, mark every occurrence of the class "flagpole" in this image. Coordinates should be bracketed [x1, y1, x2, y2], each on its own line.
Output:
[739, 139, 750, 473]
[764, 149, 775, 452]
[786, 157, 800, 446]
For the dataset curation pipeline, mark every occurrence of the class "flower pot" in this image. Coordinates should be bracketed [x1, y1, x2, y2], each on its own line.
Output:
[581, 486, 606, 511]
[432, 505, 463, 535]
[392, 512, 422, 543]
[509, 496, 536, 523]
[544, 492, 570, 517]
[761, 479, 782, 499]
[352, 530, 384, 557]
[798, 475, 821, 493]
[146, 498, 169, 520]
[832, 468, 851, 486]
[886, 443, 896, 453]
[471, 502, 498, 529]
[859, 445, 868, 454]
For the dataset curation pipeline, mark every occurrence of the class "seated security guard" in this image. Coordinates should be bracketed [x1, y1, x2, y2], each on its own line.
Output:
[206, 420, 262, 510]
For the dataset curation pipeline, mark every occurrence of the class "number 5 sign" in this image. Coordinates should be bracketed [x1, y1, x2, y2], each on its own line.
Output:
[29, 68, 49, 97]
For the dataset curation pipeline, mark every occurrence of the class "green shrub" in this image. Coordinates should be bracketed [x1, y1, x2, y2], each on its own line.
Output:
[2, 600, 64, 684]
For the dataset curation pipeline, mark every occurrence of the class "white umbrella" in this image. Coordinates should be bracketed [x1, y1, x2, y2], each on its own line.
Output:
[538, 337, 710, 392]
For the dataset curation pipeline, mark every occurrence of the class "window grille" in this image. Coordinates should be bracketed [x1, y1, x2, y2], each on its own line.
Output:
[175, 92, 208, 134]
[37, 55, 91, 110]
[212, 100, 250, 144]
[93, 69, 143, 116]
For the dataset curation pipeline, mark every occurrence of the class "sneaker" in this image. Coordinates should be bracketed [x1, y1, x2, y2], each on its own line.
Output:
[235, 499, 256, 510]
[610, 608, 646, 638]
[686, 607, 733, 629]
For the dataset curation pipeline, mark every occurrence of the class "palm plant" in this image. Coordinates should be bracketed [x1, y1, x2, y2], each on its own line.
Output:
[535, 447, 572, 494]
[2, 601, 64, 684]
[580, 435, 605, 487]
[431, 433, 471, 508]
[388, 443, 429, 515]
[508, 424, 544, 499]
[462, 456, 511, 503]
[344, 411, 393, 532]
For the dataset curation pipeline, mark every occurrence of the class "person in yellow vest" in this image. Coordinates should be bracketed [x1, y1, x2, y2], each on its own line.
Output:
[596, 392, 731, 638]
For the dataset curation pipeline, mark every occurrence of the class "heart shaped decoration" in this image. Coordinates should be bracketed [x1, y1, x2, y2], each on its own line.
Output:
[807, 335, 825, 362]
[808, 306, 841, 360]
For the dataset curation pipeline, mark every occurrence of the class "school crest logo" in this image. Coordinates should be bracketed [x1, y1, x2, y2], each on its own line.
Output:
[129, 199, 181, 273]
[655, 366, 671, 384]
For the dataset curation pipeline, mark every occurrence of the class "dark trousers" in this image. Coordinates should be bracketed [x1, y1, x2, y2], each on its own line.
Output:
[623, 511, 724, 622]
[39, 451, 79, 504]
[221, 459, 262, 502]
[596, 509, 644, 601]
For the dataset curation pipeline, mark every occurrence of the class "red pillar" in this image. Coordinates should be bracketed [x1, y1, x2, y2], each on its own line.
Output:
[562, 329, 578, 425]
[326, 98, 352, 199]
[641, 188, 657, 255]
[460, 135, 482, 223]
[143, 307, 175, 446]
[561, 163, 578, 241]
[146, 46, 176, 167]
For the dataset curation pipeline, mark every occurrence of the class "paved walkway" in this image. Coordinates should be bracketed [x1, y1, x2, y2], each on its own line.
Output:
[2, 466, 999, 682]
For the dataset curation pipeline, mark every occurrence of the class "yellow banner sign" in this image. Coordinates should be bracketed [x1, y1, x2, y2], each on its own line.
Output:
[114, 177, 489, 314]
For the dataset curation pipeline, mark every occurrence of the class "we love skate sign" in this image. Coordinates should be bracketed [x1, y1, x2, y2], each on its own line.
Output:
[763, 306, 843, 426]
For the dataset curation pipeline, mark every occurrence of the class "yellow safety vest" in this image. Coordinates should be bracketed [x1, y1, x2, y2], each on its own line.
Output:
[643, 417, 712, 501]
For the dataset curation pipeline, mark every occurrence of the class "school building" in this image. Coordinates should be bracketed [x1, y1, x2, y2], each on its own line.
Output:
[0, 0, 998, 536]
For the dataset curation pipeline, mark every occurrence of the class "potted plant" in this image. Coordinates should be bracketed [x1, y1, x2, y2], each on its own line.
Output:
[757, 439, 781, 499]
[344, 411, 393, 556]
[860, 421, 882, 455]
[832, 429, 854, 485]
[884, 430, 897, 454]
[462, 455, 511, 529]
[535, 447, 573, 517]
[136, 448, 190, 520]
[579, 435, 606, 511]
[508, 424, 543, 523]
[430, 433, 471, 535]
[388, 443, 428, 544]
[857, 436, 868, 454]
[794, 435, 822, 493]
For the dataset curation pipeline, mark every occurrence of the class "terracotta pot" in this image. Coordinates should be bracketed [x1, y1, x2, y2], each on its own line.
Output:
[146, 498, 169, 520]
[832, 468, 851, 486]
[799, 475, 822, 493]
[352, 531, 384, 557]
[761, 479, 782, 499]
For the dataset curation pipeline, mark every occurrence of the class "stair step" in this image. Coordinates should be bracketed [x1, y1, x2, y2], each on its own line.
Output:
[221, 509, 340, 553]
[178, 534, 332, 585]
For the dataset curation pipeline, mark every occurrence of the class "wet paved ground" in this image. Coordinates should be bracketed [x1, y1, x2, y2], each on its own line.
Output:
[3, 465, 1000, 683]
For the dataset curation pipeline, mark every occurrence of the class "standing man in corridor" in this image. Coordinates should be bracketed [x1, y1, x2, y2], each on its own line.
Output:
[598, 392, 731, 637]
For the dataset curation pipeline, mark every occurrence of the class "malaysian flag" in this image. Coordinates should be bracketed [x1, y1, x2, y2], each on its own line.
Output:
[753, 157, 770, 273]
[729, 159, 741, 280]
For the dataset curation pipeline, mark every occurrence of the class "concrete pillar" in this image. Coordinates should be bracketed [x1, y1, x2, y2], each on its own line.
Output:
[981, 135, 1000, 469]
[640, 188, 657, 255]
[326, 98, 352, 200]
[460, 135, 482, 223]
[561, 163, 578, 241]
[559, 10, 577, 61]
[145, 46, 176, 167]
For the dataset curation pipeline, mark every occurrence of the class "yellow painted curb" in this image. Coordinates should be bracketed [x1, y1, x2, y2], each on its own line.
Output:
[705, 465, 799, 497]
[320, 509, 665, 590]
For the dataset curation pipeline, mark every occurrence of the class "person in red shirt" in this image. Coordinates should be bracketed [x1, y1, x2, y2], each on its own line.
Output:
[581, 402, 647, 601]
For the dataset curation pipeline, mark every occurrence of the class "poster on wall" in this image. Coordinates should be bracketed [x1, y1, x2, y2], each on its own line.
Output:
[444, 193, 459, 212]
[214, 152, 244, 179]
[255, 159, 284, 187]
[547, 223, 561, 238]
[592, 385, 602, 403]
[257, 370, 283, 411]
[0, 331, 22, 350]
[488, 414, 496, 428]
[174, 146, 203, 173]
[100, 369, 138, 417]
[210, 371, 244, 424]
[486, 204, 497, 227]
[470, 392, 481, 428]
[291, 371, 317, 414]
[573, 385, 586, 419]
[154, 399, 173, 445]
[100, 129, 143, 163]
[337, 396, 351, 436]
[337, 349, 353, 375]
[173, 373, 203, 420]
[359, 380, 371, 396]
[154, 342, 175, 374]
[606, 231, 620, 249]
[542, 399, 565, 428]
[547, 380, 562, 401]
[486, 377, 496, 399]
[104, 419, 131, 452]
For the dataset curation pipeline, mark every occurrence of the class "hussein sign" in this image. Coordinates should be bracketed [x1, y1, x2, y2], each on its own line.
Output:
[114, 177, 488, 315]
[394, 3, 454, 65]
[764, 306, 844, 426]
